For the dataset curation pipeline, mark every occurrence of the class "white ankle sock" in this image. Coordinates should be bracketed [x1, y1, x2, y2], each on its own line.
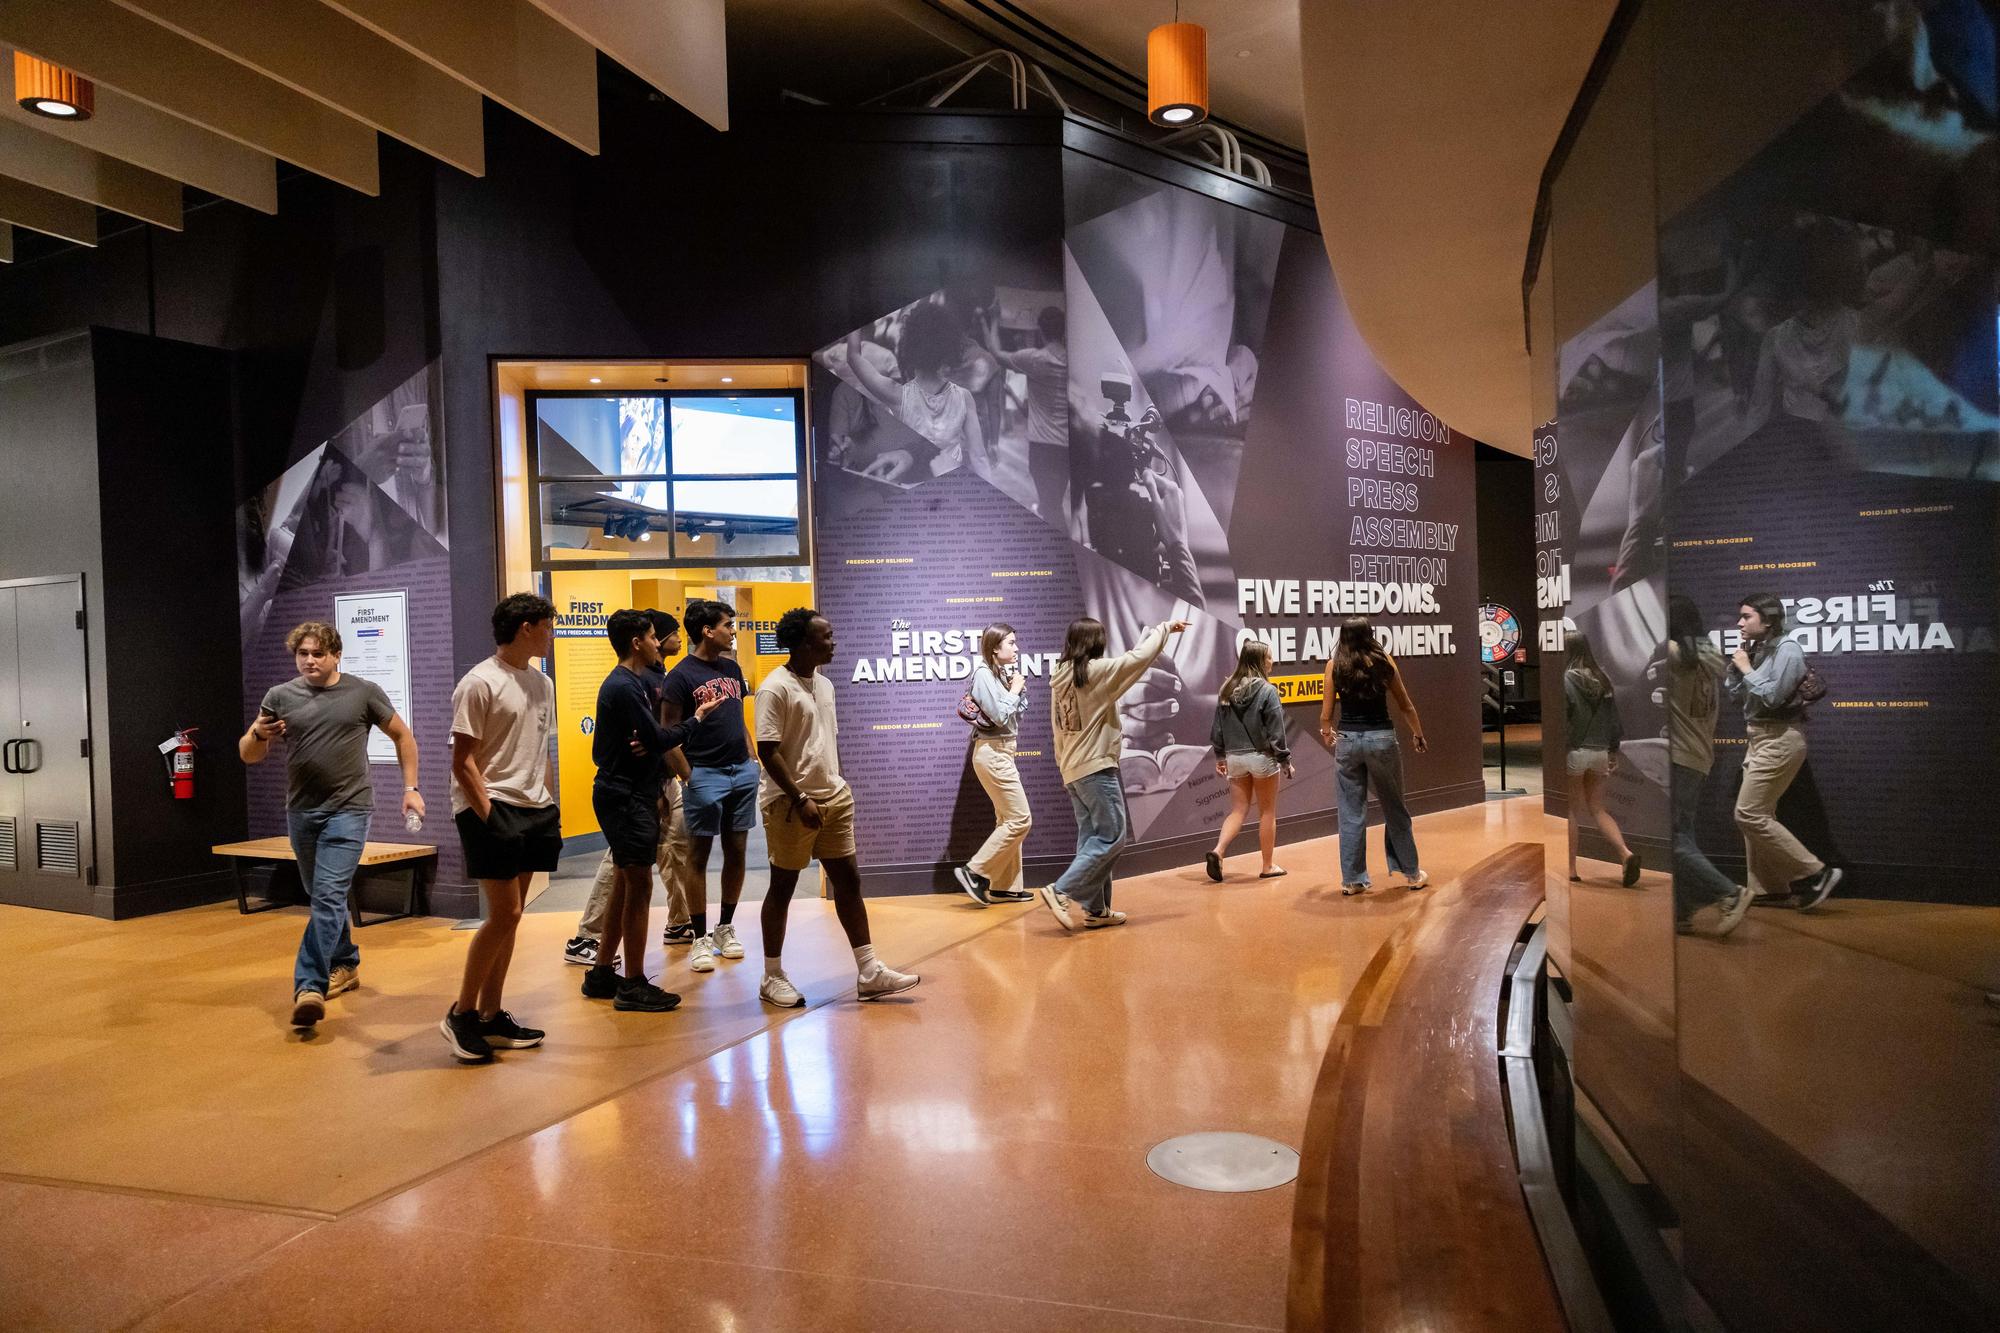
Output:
[853, 944, 878, 973]
[764, 956, 784, 977]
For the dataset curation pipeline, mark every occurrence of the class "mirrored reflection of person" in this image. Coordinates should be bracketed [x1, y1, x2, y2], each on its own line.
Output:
[952, 624, 1038, 907]
[845, 306, 984, 479]
[982, 306, 1070, 521]
[1042, 615, 1189, 931]
[1726, 593, 1843, 909]
[1665, 596, 1754, 936]
[1204, 640, 1293, 882]
[1318, 618, 1428, 895]
[1563, 630, 1640, 886]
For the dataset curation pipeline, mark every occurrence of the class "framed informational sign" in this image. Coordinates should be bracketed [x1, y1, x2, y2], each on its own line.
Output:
[333, 588, 410, 764]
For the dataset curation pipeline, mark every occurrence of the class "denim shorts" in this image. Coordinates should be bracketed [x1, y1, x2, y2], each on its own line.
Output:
[1225, 751, 1283, 780]
[684, 759, 761, 837]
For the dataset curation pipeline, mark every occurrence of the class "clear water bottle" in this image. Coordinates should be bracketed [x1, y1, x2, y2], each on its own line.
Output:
[404, 808, 423, 834]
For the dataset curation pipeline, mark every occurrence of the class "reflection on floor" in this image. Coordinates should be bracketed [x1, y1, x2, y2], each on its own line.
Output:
[0, 798, 1551, 1332]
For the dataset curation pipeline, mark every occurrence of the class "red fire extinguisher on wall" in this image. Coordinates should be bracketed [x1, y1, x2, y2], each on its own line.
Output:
[169, 727, 198, 800]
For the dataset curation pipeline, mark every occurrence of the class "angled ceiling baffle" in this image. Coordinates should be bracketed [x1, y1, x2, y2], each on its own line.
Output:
[0, 0, 728, 260]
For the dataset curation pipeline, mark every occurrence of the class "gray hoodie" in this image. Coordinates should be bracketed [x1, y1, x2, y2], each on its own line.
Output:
[1210, 678, 1290, 763]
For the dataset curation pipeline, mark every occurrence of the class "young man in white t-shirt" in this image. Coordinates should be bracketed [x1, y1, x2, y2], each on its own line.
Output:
[754, 607, 920, 1007]
[442, 593, 562, 1064]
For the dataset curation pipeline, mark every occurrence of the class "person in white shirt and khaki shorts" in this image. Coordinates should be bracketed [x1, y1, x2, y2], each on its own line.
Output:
[753, 607, 920, 1009]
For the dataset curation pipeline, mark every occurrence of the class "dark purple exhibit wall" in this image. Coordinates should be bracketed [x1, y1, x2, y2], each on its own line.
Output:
[811, 149, 1484, 893]
[812, 470, 1085, 885]
[242, 556, 462, 890]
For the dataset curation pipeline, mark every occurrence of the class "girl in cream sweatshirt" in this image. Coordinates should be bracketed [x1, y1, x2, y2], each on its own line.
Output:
[1040, 615, 1187, 930]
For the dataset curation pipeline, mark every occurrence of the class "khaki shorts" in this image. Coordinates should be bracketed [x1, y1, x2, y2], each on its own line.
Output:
[762, 784, 856, 871]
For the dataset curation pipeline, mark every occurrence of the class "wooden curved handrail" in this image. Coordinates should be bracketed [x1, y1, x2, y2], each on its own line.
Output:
[1287, 842, 1566, 1331]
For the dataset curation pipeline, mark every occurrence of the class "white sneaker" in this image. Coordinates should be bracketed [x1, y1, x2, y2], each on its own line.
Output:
[1402, 869, 1431, 890]
[713, 922, 745, 959]
[857, 964, 921, 1000]
[1039, 885, 1076, 931]
[760, 971, 805, 1008]
[689, 934, 717, 973]
[1716, 883, 1755, 935]
[1083, 909, 1127, 929]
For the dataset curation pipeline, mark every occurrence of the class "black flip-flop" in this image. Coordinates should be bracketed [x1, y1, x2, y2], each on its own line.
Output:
[1204, 851, 1222, 882]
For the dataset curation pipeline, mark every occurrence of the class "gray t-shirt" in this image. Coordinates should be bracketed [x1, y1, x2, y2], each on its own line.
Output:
[260, 674, 395, 811]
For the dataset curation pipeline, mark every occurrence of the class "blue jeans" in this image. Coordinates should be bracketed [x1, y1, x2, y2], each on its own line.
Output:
[1050, 769, 1130, 917]
[1672, 763, 1739, 921]
[1336, 731, 1419, 887]
[288, 807, 369, 994]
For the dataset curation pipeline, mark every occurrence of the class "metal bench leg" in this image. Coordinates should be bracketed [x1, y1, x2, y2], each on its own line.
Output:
[234, 859, 288, 915]
[350, 865, 420, 928]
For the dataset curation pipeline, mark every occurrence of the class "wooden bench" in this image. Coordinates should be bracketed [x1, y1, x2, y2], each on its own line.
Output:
[213, 837, 434, 927]
[1287, 841, 1582, 1332]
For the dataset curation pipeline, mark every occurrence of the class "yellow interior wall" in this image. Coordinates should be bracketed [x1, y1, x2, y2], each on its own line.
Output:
[549, 570, 814, 839]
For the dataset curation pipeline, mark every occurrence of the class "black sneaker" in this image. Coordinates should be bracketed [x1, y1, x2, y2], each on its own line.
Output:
[662, 922, 696, 946]
[563, 936, 598, 967]
[1621, 852, 1642, 888]
[954, 865, 993, 906]
[581, 964, 620, 1000]
[440, 1007, 495, 1064]
[614, 977, 681, 1013]
[480, 1010, 545, 1049]
[1793, 866, 1842, 911]
[989, 888, 1035, 902]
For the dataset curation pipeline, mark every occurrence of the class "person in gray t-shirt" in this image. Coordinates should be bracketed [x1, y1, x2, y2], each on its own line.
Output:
[240, 620, 422, 1030]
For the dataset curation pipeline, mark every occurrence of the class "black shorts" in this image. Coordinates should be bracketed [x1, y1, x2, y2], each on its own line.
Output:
[454, 801, 563, 881]
[592, 781, 662, 868]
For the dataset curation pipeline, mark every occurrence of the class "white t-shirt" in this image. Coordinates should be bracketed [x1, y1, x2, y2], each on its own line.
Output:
[754, 665, 846, 805]
[448, 656, 556, 815]
[897, 380, 975, 474]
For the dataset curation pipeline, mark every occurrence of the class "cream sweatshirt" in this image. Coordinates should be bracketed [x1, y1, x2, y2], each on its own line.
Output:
[1050, 621, 1173, 786]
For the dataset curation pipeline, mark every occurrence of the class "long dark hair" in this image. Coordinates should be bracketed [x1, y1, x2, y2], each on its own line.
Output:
[1666, 595, 1718, 717]
[979, 622, 1016, 673]
[1219, 640, 1272, 705]
[1060, 617, 1107, 688]
[1331, 617, 1391, 699]
[1564, 630, 1611, 698]
[1667, 594, 1704, 667]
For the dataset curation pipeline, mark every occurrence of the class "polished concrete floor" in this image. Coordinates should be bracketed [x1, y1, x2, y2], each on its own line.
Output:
[0, 799, 1553, 1332]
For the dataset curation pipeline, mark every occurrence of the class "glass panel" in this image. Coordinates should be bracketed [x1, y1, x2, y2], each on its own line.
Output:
[669, 396, 797, 474]
[537, 481, 667, 560]
[671, 478, 800, 560]
[535, 395, 665, 476]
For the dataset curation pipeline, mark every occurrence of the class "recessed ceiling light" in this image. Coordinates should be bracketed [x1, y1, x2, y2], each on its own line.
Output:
[721, 376, 734, 383]
[589, 376, 602, 384]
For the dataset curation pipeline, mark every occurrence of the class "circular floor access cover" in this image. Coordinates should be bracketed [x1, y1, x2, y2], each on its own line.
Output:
[1146, 1132, 1300, 1192]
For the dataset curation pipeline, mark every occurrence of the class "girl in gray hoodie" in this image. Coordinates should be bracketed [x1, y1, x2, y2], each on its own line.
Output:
[1041, 614, 1188, 930]
[1205, 640, 1294, 882]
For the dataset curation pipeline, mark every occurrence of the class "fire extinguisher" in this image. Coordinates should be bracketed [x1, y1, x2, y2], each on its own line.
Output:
[170, 727, 198, 800]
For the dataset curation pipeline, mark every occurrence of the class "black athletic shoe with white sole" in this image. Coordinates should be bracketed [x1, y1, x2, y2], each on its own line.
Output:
[562, 935, 598, 967]
[1794, 866, 1842, 911]
[581, 964, 620, 1000]
[480, 1010, 545, 1049]
[441, 1007, 495, 1064]
[661, 922, 696, 946]
[955, 865, 994, 906]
